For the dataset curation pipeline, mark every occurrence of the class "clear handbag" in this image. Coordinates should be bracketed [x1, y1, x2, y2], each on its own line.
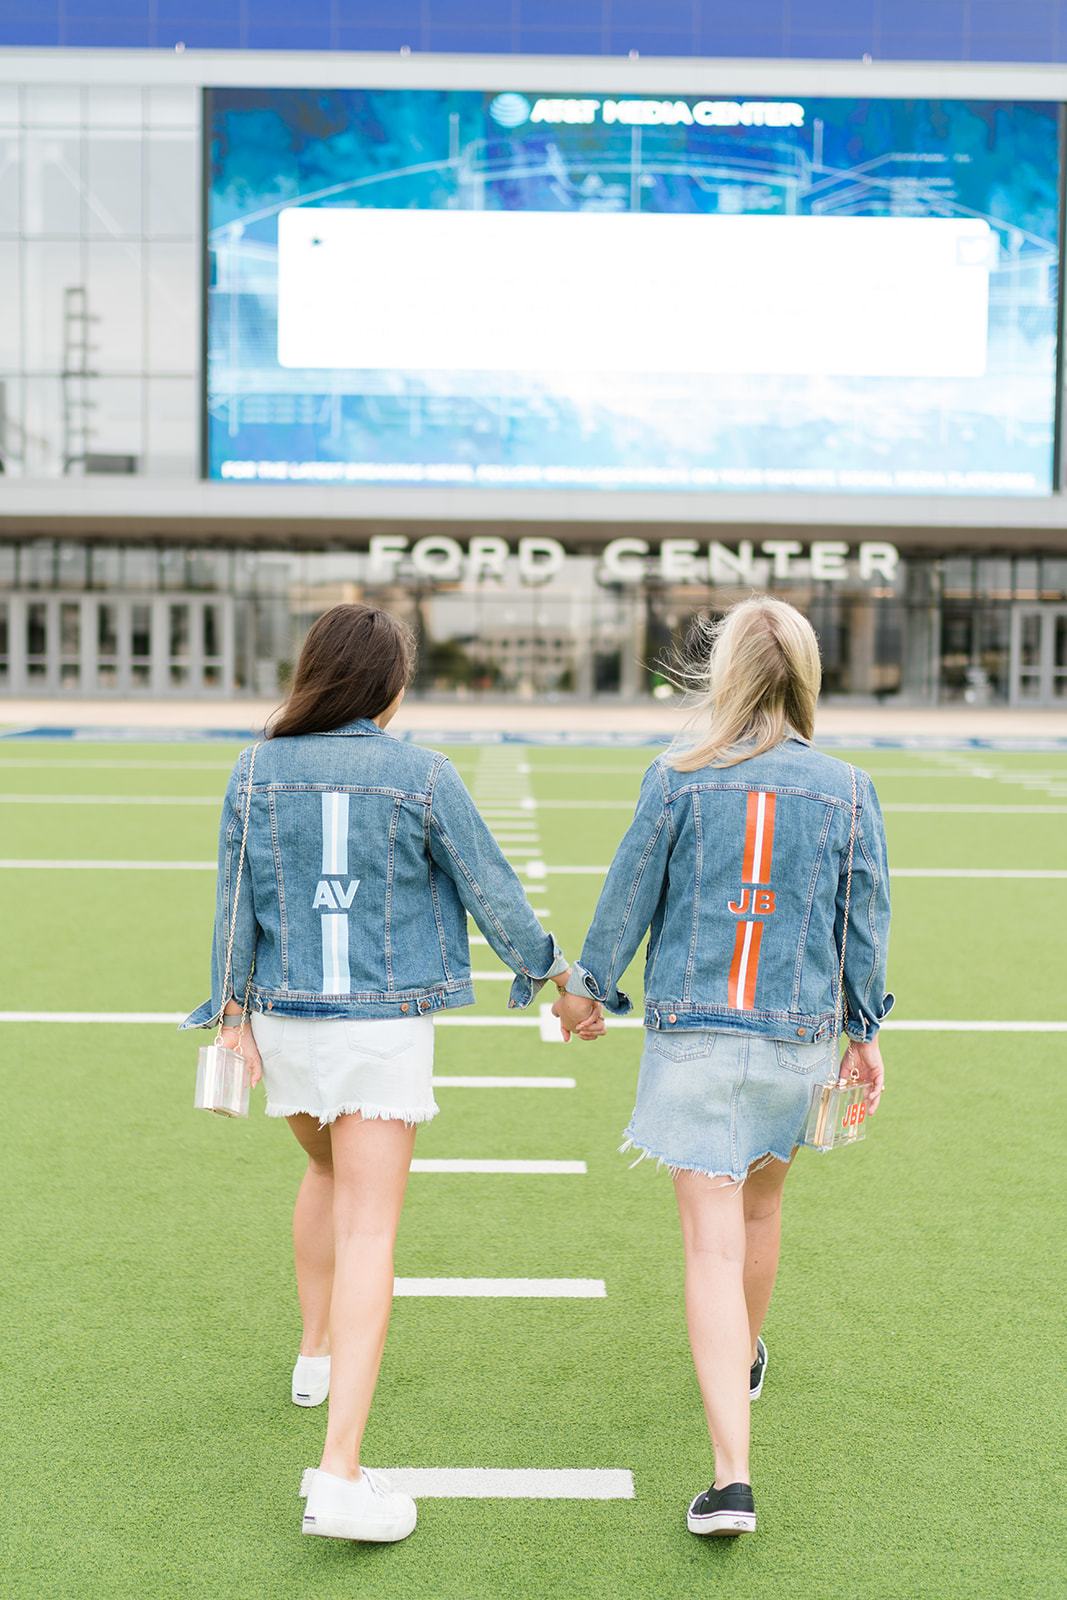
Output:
[194, 1042, 252, 1118]
[194, 742, 260, 1119]
[799, 763, 872, 1154]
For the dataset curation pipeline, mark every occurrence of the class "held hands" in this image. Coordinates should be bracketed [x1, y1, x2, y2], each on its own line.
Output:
[840, 1037, 884, 1114]
[552, 985, 606, 1043]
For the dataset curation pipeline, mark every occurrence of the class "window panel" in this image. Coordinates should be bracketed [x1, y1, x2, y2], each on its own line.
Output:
[87, 377, 144, 464]
[86, 132, 143, 237]
[0, 243, 21, 368]
[143, 377, 198, 476]
[145, 242, 197, 372]
[86, 86, 144, 128]
[146, 131, 198, 238]
[146, 86, 199, 129]
[25, 86, 83, 127]
[0, 374, 24, 476]
[22, 374, 64, 476]
[24, 133, 83, 234]
[23, 242, 85, 372]
[0, 130, 20, 233]
[87, 242, 144, 372]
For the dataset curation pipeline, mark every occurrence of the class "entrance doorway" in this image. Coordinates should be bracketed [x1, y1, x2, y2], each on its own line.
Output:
[0, 594, 235, 695]
[1009, 605, 1067, 706]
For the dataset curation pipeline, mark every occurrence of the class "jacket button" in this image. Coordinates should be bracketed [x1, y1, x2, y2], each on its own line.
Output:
[668, 1013, 677, 1024]
[796, 1027, 804, 1037]
[400, 1003, 410, 1014]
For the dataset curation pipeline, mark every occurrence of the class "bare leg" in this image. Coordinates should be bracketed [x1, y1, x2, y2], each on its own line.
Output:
[742, 1156, 793, 1364]
[286, 1114, 335, 1357]
[319, 1113, 416, 1481]
[673, 1170, 750, 1487]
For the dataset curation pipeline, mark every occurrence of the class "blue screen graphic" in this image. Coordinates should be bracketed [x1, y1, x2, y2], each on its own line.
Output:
[206, 88, 1061, 495]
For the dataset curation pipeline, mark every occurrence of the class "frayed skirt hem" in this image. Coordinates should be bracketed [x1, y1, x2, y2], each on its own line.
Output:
[618, 1131, 796, 1187]
[265, 1099, 440, 1129]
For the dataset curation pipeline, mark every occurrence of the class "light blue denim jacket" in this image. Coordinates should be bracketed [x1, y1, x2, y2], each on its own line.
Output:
[567, 737, 893, 1044]
[181, 720, 567, 1028]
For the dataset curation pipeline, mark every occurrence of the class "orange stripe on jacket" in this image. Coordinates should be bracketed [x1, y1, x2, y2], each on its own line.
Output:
[741, 790, 776, 884]
[727, 918, 764, 1010]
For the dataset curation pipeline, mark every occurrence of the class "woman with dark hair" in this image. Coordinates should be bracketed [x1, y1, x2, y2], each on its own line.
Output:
[182, 604, 588, 1545]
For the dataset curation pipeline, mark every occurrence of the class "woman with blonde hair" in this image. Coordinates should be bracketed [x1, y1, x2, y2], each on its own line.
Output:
[556, 596, 892, 1537]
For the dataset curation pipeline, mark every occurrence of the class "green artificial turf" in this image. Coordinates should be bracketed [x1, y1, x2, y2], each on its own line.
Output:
[2, 739, 1066, 1599]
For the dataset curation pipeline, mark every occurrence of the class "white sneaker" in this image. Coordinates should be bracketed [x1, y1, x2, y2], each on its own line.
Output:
[300, 1467, 417, 1543]
[292, 1354, 331, 1408]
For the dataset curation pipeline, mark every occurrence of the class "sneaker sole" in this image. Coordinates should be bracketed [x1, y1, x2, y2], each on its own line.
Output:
[292, 1388, 329, 1408]
[302, 1510, 416, 1543]
[687, 1510, 757, 1536]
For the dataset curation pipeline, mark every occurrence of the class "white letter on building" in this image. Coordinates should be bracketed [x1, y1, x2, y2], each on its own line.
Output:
[858, 542, 900, 583]
[517, 537, 566, 585]
[810, 541, 850, 581]
[761, 540, 803, 579]
[367, 534, 409, 582]
[659, 539, 701, 583]
[468, 536, 510, 581]
[411, 536, 464, 581]
[708, 540, 759, 585]
[600, 538, 649, 583]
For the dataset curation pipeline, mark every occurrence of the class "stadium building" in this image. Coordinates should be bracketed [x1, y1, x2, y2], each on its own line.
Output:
[2, 46, 1067, 706]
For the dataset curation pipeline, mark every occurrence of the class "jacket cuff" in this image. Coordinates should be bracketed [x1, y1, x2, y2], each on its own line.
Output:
[179, 998, 221, 1031]
[565, 962, 633, 1017]
[845, 991, 895, 1042]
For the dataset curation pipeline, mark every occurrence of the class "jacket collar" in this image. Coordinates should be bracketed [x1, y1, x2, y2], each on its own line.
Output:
[321, 718, 386, 737]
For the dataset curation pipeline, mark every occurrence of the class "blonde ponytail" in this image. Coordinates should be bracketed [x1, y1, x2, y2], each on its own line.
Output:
[666, 597, 822, 772]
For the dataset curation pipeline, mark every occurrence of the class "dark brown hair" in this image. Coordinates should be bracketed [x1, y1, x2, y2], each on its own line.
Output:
[268, 604, 416, 739]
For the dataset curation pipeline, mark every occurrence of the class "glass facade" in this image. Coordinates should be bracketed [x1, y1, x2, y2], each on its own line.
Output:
[3, 538, 1067, 704]
[0, 82, 200, 480]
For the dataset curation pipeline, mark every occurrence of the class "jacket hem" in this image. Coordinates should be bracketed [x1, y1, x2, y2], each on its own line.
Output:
[248, 982, 477, 1019]
[643, 1002, 837, 1044]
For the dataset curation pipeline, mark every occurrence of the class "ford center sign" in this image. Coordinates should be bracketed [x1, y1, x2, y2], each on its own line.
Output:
[366, 536, 900, 586]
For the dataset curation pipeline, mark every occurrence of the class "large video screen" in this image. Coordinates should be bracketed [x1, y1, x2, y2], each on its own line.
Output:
[205, 87, 1062, 495]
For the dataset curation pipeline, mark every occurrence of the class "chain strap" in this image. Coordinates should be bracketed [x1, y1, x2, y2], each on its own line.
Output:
[834, 762, 858, 1057]
[215, 740, 260, 1049]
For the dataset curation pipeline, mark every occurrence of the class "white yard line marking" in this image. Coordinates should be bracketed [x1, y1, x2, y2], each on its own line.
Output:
[540, 1005, 565, 1042]
[891, 868, 1067, 879]
[883, 804, 1067, 815]
[537, 865, 1067, 879]
[3, 1013, 1067, 1033]
[410, 1159, 587, 1174]
[0, 759, 232, 771]
[433, 1075, 575, 1088]
[394, 1277, 603, 1296]
[0, 859, 216, 870]
[0, 794, 219, 805]
[371, 1468, 634, 1500]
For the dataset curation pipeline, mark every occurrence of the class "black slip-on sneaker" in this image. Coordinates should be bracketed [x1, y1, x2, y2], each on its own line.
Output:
[749, 1336, 768, 1400]
[687, 1481, 757, 1536]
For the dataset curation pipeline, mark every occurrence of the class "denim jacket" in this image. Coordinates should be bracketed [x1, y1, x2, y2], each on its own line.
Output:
[181, 720, 567, 1028]
[567, 737, 893, 1043]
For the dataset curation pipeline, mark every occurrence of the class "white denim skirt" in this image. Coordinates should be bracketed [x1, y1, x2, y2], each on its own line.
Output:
[251, 1013, 438, 1128]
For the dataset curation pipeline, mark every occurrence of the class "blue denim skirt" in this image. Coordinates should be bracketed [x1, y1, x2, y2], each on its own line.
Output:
[621, 1028, 835, 1184]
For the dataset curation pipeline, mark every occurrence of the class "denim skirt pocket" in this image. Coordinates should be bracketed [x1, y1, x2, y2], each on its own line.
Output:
[646, 1029, 719, 1064]
[251, 1014, 287, 1061]
[773, 1037, 832, 1076]
[342, 1018, 420, 1060]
